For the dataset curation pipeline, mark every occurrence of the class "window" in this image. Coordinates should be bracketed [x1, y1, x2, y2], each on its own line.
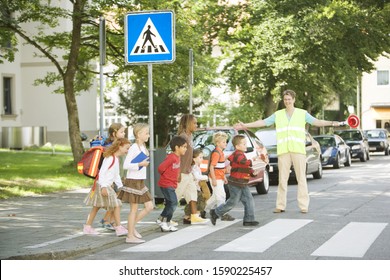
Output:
[3, 77, 13, 115]
[377, 70, 389, 86]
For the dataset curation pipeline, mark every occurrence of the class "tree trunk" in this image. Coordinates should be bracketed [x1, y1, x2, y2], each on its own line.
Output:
[65, 0, 86, 163]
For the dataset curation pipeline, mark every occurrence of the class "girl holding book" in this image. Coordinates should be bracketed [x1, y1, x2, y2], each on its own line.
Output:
[118, 123, 154, 243]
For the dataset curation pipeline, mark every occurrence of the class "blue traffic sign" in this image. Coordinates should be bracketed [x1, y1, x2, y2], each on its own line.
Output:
[125, 10, 175, 64]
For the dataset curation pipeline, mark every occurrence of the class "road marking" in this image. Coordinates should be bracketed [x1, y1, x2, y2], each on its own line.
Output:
[122, 220, 240, 252]
[311, 222, 387, 258]
[25, 233, 84, 249]
[215, 219, 313, 253]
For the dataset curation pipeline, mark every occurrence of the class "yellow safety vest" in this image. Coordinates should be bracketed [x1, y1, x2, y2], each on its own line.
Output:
[275, 108, 306, 155]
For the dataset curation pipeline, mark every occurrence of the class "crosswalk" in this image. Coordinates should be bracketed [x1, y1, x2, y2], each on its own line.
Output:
[121, 219, 388, 258]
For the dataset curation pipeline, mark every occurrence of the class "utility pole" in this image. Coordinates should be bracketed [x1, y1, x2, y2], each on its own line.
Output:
[99, 16, 106, 136]
[189, 48, 193, 114]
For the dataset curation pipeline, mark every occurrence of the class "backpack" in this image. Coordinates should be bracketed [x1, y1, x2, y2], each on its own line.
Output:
[77, 146, 114, 179]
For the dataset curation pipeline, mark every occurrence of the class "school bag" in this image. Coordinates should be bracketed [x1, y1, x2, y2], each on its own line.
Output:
[77, 146, 115, 179]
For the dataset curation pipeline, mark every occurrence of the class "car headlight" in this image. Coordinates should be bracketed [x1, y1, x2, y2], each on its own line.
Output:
[380, 141, 385, 147]
[351, 145, 361, 150]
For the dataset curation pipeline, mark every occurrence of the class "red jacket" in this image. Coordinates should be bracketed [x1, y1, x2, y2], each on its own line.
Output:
[227, 150, 254, 187]
[158, 153, 181, 188]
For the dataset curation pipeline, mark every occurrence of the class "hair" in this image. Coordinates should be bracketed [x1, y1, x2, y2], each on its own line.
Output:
[107, 123, 125, 143]
[178, 114, 196, 135]
[282, 89, 296, 99]
[213, 131, 228, 145]
[232, 134, 246, 148]
[191, 148, 203, 165]
[133, 123, 149, 139]
[103, 138, 131, 158]
[169, 135, 187, 151]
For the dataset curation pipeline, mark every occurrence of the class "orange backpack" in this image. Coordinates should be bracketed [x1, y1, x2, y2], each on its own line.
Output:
[77, 146, 113, 179]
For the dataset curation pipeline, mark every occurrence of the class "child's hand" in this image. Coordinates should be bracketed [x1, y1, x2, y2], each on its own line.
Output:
[211, 178, 217, 187]
[139, 158, 150, 167]
[101, 187, 108, 197]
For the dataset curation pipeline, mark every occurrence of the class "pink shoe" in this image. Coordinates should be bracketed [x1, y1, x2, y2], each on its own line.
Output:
[115, 225, 128, 237]
[83, 225, 99, 235]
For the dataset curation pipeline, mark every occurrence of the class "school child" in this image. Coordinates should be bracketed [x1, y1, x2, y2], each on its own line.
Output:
[176, 114, 208, 225]
[204, 132, 235, 221]
[118, 123, 154, 244]
[83, 138, 131, 236]
[99, 123, 126, 230]
[157, 136, 188, 232]
[184, 149, 210, 219]
[210, 134, 260, 226]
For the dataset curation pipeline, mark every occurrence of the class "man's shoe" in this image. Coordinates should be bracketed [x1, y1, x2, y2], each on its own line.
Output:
[190, 214, 209, 224]
[183, 218, 191, 224]
[160, 222, 178, 232]
[273, 208, 285, 213]
[300, 209, 308, 214]
[243, 221, 259, 226]
[221, 213, 235, 221]
[200, 211, 206, 219]
[210, 209, 218, 226]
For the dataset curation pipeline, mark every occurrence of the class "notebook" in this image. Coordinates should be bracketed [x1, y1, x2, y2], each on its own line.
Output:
[131, 151, 149, 170]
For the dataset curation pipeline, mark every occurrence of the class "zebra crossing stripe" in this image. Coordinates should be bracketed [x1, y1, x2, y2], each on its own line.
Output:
[215, 219, 313, 253]
[122, 220, 240, 252]
[311, 222, 387, 258]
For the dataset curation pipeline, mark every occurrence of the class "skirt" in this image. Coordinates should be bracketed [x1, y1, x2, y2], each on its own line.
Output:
[84, 182, 122, 211]
[118, 178, 152, 204]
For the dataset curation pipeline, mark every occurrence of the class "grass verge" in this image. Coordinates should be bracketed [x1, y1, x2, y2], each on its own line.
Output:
[0, 150, 92, 199]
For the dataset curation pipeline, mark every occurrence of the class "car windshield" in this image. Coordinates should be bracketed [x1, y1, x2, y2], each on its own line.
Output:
[314, 137, 335, 147]
[193, 129, 236, 152]
[336, 131, 362, 141]
[255, 130, 277, 147]
[365, 130, 385, 139]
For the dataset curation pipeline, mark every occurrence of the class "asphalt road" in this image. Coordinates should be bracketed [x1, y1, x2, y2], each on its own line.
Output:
[77, 153, 390, 260]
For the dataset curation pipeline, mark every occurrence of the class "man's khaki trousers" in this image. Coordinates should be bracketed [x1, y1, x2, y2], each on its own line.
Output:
[276, 152, 309, 211]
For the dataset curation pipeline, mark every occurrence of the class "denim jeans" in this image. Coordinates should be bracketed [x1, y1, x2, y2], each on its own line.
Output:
[214, 184, 255, 222]
[160, 187, 178, 222]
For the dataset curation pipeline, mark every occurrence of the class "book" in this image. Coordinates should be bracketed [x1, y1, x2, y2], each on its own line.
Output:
[131, 151, 149, 170]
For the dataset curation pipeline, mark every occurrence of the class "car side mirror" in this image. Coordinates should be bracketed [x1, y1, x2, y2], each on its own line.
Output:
[246, 147, 254, 153]
[306, 141, 312, 147]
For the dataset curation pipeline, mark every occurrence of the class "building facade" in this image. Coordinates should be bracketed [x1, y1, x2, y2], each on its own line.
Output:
[361, 55, 390, 130]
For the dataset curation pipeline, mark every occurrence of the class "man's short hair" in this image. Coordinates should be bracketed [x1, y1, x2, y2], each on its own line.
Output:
[232, 134, 246, 148]
[169, 135, 187, 151]
[283, 89, 296, 99]
[213, 131, 228, 145]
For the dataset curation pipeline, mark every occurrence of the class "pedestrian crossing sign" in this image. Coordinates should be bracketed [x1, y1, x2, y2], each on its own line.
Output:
[125, 10, 175, 64]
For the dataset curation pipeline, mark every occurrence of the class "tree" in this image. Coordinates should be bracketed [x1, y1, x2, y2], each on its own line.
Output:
[205, 0, 390, 120]
[0, 0, 101, 163]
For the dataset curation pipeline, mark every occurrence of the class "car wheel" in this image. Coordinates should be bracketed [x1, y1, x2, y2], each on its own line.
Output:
[344, 152, 351, 167]
[312, 162, 322, 179]
[385, 146, 389, 156]
[256, 169, 269, 195]
[360, 150, 367, 162]
[333, 153, 341, 169]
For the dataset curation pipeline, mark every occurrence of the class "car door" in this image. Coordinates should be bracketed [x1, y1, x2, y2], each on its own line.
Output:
[305, 132, 320, 173]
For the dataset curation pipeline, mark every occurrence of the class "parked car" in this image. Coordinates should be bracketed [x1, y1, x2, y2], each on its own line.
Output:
[192, 127, 270, 195]
[334, 129, 370, 162]
[255, 128, 323, 184]
[363, 129, 390, 155]
[313, 134, 351, 168]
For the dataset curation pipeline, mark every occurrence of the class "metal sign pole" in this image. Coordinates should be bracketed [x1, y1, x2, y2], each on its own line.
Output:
[148, 63, 155, 201]
[189, 48, 193, 114]
[99, 17, 106, 136]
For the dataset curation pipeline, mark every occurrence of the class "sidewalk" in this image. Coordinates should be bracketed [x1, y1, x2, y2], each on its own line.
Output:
[0, 188, 180, 260]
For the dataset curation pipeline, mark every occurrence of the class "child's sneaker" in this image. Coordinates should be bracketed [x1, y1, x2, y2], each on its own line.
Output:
[190, 214, 209, 224]
[160, 222, 178, 232]
[83, 225, 99, 235]
[115, 225, 128, 237]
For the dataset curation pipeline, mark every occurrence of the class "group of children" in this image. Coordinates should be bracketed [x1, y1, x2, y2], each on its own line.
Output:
[83, 114, 261, 244]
